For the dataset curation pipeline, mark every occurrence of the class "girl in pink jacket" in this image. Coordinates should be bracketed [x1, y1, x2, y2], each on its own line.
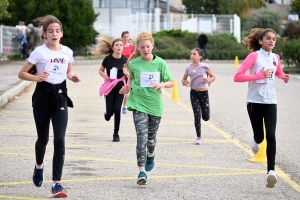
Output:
[234, 28, 289, 188]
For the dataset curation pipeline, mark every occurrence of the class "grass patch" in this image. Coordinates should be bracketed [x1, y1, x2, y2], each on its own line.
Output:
[283, 66, 300, 70]
[0, 104, 6, 109]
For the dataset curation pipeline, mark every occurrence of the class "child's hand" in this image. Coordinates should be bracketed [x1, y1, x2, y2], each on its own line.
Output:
[182, 80, 190, 87]
[283, 74, 289, 83]
[150, 82, 164, 92]
[261, 67, 272, 78]
[38, 71, 50, 81]
[72, 74, 82, 83]
[203, 78, 210, 83]
[102, 73, 108, 79]
[119, 85, 130, 94]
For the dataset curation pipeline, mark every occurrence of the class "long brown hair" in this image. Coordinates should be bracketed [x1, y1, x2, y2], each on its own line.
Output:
[124, 31, 154, 69]
[243, 28, 276, 52]
[91, 37, 123, 58]
[34, 15, 63, 32]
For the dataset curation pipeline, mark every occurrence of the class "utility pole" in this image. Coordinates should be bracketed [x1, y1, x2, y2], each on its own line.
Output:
[109, 0, 112, 36]
[167, 0, 170, 30]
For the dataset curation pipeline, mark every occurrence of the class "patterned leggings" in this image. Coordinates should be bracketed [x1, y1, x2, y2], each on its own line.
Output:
[190, 90, 210, 137]
[133, 110, 161, 167]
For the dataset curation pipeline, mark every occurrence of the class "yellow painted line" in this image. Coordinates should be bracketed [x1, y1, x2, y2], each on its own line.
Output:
[0, 152, 263, 172]
[0, 140, 231, 150]
[162, 89, 300, 192]
[0, 195, 47, 200]
[0, 171, 265, 186]
[0, 121, 194, 129]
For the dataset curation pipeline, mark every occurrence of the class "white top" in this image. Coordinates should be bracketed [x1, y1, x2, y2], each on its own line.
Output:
[28, 44, 74, 85]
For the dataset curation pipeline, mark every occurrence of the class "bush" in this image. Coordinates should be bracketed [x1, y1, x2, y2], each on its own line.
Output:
[7, 54, 23, 60]
[153, 30, 249, 60]
[282, 21, 300, 39]
[282, 39, 300, 66]
[153, 29, 190, 38]
[243, 9, 282, 34]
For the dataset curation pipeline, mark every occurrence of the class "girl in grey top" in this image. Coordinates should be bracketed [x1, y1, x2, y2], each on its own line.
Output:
[182, 48, 216, 145]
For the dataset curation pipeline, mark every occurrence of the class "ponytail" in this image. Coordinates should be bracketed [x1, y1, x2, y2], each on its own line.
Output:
[91, 37, 113, 57]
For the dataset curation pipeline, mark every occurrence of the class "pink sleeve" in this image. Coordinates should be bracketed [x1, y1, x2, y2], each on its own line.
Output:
[234, 52, 264, 82]
[275, 54, 285, 80]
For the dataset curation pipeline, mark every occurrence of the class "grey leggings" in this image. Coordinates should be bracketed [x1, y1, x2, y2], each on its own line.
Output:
[133, 110, 161, 167]
[190, 90, 210, 137]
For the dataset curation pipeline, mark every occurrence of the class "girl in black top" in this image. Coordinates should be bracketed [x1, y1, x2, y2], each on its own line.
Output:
[92, 37, 127, 142]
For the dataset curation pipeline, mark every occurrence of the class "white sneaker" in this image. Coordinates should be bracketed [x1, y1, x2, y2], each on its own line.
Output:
[251, 140, 260, 154]
[195, 137, 202, 145]
[266, 170, 278, 188]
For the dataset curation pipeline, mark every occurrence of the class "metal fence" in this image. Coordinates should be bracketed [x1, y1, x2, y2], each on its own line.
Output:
[0, 25, 22, 57]
[1, 13, 241, 57]
[94, 13, 241, 42]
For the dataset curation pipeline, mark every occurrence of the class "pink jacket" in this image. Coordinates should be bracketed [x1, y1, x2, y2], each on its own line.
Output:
[99, 76, 127, 97]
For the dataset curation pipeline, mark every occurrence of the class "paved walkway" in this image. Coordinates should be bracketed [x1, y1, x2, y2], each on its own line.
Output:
[0, 61, 299, 199]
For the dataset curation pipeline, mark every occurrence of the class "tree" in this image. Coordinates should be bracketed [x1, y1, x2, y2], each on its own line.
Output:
[182, 0, 265, 15]
[218, 0, 266, 15]
[182, 0, 219, 14]
[244, 9, 282, 34]
[0, 0, 98, 51]
[0, 0, 10, 20]
[291, 0, 300, 15]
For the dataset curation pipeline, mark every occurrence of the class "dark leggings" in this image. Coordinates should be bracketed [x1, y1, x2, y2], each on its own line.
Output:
[33, 91, 68, 181]
[104, 87, 124, 135]
[247, 103, 277, 172]
[190, 90, 210, 137]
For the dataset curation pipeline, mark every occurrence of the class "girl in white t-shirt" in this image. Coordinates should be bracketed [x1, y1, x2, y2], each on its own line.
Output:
[182, 48, 216, 145]
[18, 15, 81, 198]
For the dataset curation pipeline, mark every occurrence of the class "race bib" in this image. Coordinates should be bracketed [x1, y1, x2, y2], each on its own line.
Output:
[140, 72, 160, 87]
[256, 68, 274, 84]
[45, 62, 67, 84]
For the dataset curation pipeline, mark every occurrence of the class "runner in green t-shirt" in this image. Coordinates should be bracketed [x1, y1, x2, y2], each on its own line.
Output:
[120, 31, 174, 185]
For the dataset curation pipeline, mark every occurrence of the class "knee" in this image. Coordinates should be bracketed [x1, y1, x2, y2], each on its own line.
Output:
[54, 137, 65, 148]
[202, 116, 210, 121]
[36, 138, 48, 147]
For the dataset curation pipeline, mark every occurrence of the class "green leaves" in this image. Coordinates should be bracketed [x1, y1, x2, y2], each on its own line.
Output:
[243, 9, 282, 33]
[0, 0, 10, 20]
[0, 0, 98, 51]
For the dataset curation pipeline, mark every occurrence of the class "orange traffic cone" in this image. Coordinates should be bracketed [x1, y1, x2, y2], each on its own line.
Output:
[171, 80, 180, 101]
[248, 123, 267, 163]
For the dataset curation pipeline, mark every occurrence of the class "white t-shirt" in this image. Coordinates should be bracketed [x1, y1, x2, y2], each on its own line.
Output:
[28, 43, 74, 84]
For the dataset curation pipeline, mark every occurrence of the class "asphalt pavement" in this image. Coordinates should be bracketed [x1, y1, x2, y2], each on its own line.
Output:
[0, 59, 299, 199]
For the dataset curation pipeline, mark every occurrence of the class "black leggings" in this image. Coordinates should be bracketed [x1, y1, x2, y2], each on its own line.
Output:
[104, 87, 124, 135]
[247, 103, 277, 171]
[190, 90, 210, 137]
[33, 91, 68, 181]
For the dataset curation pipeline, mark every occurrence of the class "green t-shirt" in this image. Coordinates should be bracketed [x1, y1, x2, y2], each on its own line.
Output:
[128, 55, 173, 117]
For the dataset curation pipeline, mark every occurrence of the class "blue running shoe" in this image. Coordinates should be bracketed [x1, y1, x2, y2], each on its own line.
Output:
[51, 183, 68, 198]
[122, 107, 127, 114]
[145, 154, 155, 172]
[137, 171, 147, 185]
[33, 164, 44, 187]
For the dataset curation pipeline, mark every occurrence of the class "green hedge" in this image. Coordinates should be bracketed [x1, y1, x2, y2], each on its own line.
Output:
[282, 39, 300, 66]
[153, 30, 249, 60]
[152, 30, 287, 60]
